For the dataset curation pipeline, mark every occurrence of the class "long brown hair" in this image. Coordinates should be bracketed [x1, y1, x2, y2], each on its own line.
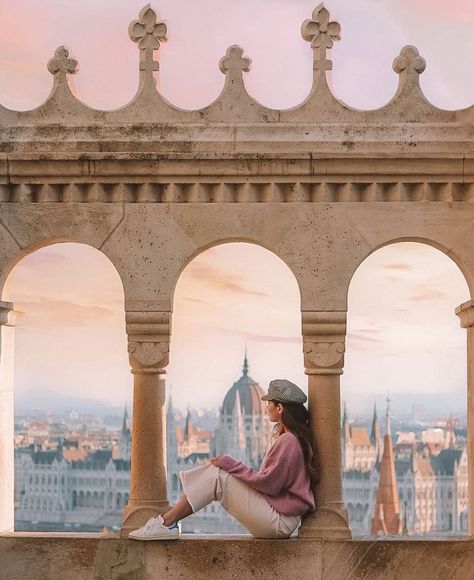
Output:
[271, 401, 320, 485]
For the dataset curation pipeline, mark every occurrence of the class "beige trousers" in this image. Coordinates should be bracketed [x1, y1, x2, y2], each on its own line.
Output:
[180, 464, 301, 539]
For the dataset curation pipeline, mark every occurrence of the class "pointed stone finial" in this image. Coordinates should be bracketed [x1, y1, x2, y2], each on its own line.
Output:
[393, 45, 426, 92]
[219, 45, 251, 79]
[47, 46, 78, 78]
[129, 4, 167, 87]
[302, 4, 341, 75]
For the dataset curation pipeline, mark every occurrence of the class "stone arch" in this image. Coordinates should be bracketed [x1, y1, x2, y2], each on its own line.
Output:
[170, 238, 303, 308]
[347, 236, 473, 305]
[169, 239, 303, 397]
[343, 239, 470, 536]
[1, 239, 126, 301]
[1, 241, 128, 532]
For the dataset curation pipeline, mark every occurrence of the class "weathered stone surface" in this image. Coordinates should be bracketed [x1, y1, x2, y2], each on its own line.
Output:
[1, 535, 474, 580]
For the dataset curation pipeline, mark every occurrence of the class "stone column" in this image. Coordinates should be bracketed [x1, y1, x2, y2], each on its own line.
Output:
[0, 301, 18, 532]
[455, 300, 474, 534]
[121, 308, 171, 536]
[298, 311, 351, 540]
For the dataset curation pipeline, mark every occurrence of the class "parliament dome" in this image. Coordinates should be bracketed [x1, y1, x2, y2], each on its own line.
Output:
[221, 355, 266, 417]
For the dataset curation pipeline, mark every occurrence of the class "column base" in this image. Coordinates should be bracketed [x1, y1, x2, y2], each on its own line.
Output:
[298, 502, 352, 540]
[120, 500, 171, 538]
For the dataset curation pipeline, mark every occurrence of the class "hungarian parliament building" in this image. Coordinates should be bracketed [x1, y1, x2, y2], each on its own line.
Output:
[14, 356, 468, 535]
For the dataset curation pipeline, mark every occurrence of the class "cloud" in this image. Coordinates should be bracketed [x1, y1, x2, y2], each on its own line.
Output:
[186, 263, 269, 298]
[183, 297, 209, 305]
[16, 299, 116, 328]
[383, 262, 412, 271]
[405, 0, 474, 24]
[347, 329, 385, 345]
[209, 325, 301, 344]
[410, 288, 447, 302]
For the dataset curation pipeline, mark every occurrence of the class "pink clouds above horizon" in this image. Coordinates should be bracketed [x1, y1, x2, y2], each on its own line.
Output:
[4, 241, 470, 413]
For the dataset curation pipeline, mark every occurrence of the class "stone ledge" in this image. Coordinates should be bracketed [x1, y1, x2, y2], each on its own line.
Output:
[1, 534, 473, 580]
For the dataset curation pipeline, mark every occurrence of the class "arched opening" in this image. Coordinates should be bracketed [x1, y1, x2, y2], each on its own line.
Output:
[342, 241, 469, 537]
[2, 242, 129, 532]
[167, 242, 303, 534]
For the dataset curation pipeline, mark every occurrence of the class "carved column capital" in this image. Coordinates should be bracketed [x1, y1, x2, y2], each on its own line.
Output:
[126, 310, 170, 374]
[456, 300, 474, 329]
[0, 301, 19, 327]
[302, 310, 346, 375]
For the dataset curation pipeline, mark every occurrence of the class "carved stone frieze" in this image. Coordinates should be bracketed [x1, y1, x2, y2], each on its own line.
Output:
[2, 180, 474, 204]
[302, 311, 346, 375]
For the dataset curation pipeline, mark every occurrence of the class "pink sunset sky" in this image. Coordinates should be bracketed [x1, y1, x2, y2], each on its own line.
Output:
[0, 1, 473, 413]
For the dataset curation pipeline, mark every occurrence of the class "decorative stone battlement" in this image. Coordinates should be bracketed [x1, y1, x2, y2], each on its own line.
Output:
[0, 3, 472, 152]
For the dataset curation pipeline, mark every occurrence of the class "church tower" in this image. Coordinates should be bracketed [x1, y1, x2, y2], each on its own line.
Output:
[341, 401, 350, 469]
[371, 398, 402, 535]
[216, 352, 270, 467]
[119, 405, 131, 462]
[370, 401, 383, 460]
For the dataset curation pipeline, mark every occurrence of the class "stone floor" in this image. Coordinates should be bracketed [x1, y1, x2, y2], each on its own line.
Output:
[1, 533, 473, 580]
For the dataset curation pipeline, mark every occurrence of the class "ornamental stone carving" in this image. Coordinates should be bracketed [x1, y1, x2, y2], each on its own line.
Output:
[126, 309, 170, 374]
[0, 301, 18, 327]
[219, 45, 251, 76]
[302, 311, 347, 375]
[129, 4, 167, 79]
[301, 4, 341, 71]
[304, 341, 345, 371]
[47, 46, 78, 77]
[456, 300, 474, 329]
[302, 5, 341, 49]
[393, 45, 426, 76]
[128, 341, 169, 374]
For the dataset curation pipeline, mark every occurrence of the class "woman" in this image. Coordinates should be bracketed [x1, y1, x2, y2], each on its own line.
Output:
[129, 379, 317, 540]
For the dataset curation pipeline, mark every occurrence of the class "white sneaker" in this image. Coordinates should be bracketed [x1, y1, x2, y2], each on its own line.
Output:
[128, 515, 179, 541]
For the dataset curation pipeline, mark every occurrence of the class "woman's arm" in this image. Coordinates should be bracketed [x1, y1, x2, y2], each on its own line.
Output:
[213, 441, 290, 496]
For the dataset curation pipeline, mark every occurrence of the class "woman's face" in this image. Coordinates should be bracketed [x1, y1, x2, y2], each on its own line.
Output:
[266, 400, 283, 423]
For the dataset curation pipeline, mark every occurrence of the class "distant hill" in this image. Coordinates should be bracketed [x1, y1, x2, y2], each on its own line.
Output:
[14, 389, 126, 416]
[344, 391, 467, 421]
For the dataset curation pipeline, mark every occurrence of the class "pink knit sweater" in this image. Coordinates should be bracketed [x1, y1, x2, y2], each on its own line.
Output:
[215, 431, 315, 516]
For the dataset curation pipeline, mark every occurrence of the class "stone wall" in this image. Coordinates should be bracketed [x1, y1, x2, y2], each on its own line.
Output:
[1, 535, 474, 580]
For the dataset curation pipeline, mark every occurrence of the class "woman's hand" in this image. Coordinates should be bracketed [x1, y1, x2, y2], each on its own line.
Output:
[210, 455, 223, 466]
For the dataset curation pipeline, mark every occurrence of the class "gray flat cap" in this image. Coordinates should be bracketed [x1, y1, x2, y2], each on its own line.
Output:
[261, 379, 307, 404]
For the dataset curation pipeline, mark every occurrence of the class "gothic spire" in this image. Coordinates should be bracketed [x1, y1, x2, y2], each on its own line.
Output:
[121, 404, 129, 435]
[184, 407, 193, 441]
[385, 396, 392, 438]
[242, 347, 249, 377]
[371, 400, 381, 445]
[341, 401, 350, 441]
[371, 398, 401, 536]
